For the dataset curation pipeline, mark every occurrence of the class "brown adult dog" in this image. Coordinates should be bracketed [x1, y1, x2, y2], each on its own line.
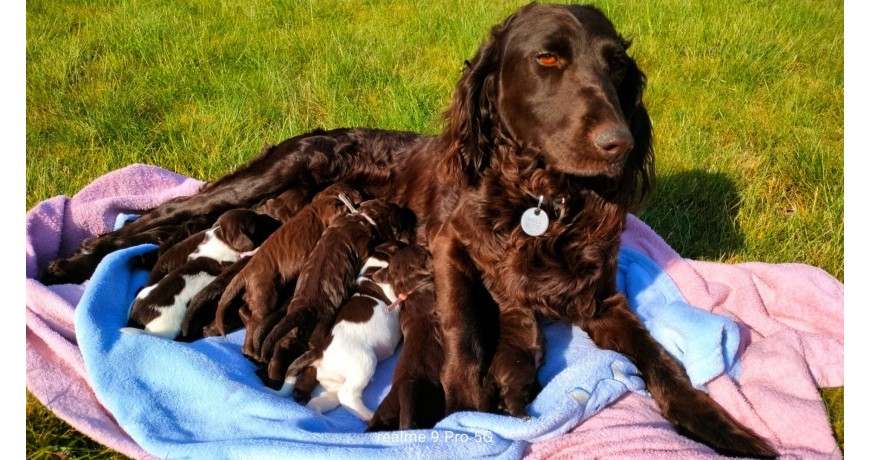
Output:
[366, 244, 446, 431]
[215, 183, 364, 358]
[43, 4, 776, 457]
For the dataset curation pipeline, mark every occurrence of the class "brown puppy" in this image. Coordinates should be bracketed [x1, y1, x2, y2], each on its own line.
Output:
[254, 183, 316, 223]
[215, 183, 364, 358]
[258, 199, 415, 384]
[367, 244, 445, 431]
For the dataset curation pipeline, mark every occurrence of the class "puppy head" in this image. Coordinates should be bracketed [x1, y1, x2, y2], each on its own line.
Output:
[356, 199, 417, 244]
[213, 209, 281, 252]
[386, 244, 433, 294]
[368, 240, 406, 285]
[311, 182, 365, 224]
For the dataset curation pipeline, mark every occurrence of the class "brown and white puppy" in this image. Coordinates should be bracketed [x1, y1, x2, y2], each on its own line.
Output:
[367, 244, 446, 431]
[143, 210, 279, 287]
[215, 183, 364, 358]
[274, 240, 404, 422]
[128, 209, 280, 339]
[258, 199, 415, 383]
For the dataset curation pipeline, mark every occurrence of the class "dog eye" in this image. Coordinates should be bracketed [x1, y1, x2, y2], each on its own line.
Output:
[536, 52, 560, 67]
[610, 57, 627, 81]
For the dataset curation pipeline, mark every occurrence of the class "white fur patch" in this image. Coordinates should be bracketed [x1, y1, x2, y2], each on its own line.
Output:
[143, 271, 218, 339]
[189, 228, 240, 263]
[267, 375, 297, 397]
[135, 284, 157, 300]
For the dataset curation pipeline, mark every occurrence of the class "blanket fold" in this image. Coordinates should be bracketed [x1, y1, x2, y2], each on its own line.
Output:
[26, 165, 844, 459]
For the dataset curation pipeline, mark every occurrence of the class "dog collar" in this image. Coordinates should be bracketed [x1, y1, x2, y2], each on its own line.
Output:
[521, 195, 549, 236]
[338, 192, 378, 227]
[386, 292, 409, 312]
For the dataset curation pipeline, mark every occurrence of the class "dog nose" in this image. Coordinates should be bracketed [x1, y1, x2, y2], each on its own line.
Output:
[593, 126, 634, 161]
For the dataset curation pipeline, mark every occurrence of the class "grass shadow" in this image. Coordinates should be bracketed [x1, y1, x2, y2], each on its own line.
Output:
[637, 170, 743, 261]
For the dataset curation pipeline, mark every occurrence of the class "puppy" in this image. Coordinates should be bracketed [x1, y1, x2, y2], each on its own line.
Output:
[143, 210, 279, 287]
[128, 209, 280, 339]
[367, 244, 445, 431]
[127, 215, 215, 278]
[215, 183, 364, 358]
[254, 183, 316, 223]
[258, 199, 415, 383]
[278, 240, 404, 422]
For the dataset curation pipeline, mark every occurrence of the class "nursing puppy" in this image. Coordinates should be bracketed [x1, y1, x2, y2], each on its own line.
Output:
[215, 183, 364, 358]
[144, 210, 279, 287]
[367, 244, 445, 431]
[128, 209, 280, 339]
[279, 240, 404, 421]
[258, 199, 415, 383]
[254, 183, 316, 223]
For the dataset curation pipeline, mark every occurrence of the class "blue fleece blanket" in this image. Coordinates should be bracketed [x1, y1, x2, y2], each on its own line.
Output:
[75, 243, 741, 460]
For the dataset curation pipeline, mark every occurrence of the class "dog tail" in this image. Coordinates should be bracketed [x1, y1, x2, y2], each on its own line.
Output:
[284, 349, 319, 379]
[214, 268, 247, 336]
[586, 296, 779, 459]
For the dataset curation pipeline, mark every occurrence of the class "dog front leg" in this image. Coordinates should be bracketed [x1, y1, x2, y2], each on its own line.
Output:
[581, 294, 778, 459]
[486, 305, 543, 418]
[432, 233, 499, 415]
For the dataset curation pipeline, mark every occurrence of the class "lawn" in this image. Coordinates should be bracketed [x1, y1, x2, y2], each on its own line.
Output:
[26, 0, 844, 457]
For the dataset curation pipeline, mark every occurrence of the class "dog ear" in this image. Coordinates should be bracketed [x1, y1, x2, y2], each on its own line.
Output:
[442, 19, 510, 182]
[615, 53, 655, 212]
[215, 223, 255, 253]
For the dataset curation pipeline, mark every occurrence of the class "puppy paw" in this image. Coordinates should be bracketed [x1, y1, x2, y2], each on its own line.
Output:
[41, 255, 97, 285]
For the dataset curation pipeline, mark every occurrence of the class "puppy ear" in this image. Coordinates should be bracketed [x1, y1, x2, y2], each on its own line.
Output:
[215, 223, 256, 253]
[616, 54, 655, 212]
[442, 18, 510, 181]
[371, 265, 392, 286]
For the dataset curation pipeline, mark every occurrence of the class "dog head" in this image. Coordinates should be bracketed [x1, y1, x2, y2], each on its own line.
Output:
[310, 182, 365, 224]
[213, 209, 282, 253]
[386, 244, 434, 295]
[356, 199, 417, 245]
[443, 3, 653, 209]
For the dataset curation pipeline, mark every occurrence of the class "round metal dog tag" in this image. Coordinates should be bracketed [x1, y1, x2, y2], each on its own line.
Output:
[521, 207, 549, 236]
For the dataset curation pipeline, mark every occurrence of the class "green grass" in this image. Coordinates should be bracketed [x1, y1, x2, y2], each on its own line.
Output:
[26, 0, 843, 456]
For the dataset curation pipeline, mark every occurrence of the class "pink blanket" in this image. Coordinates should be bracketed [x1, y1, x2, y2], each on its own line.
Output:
[26, 164, 843, 459]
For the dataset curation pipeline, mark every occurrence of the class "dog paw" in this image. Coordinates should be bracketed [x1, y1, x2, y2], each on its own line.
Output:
[41, 256, 94, 285]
